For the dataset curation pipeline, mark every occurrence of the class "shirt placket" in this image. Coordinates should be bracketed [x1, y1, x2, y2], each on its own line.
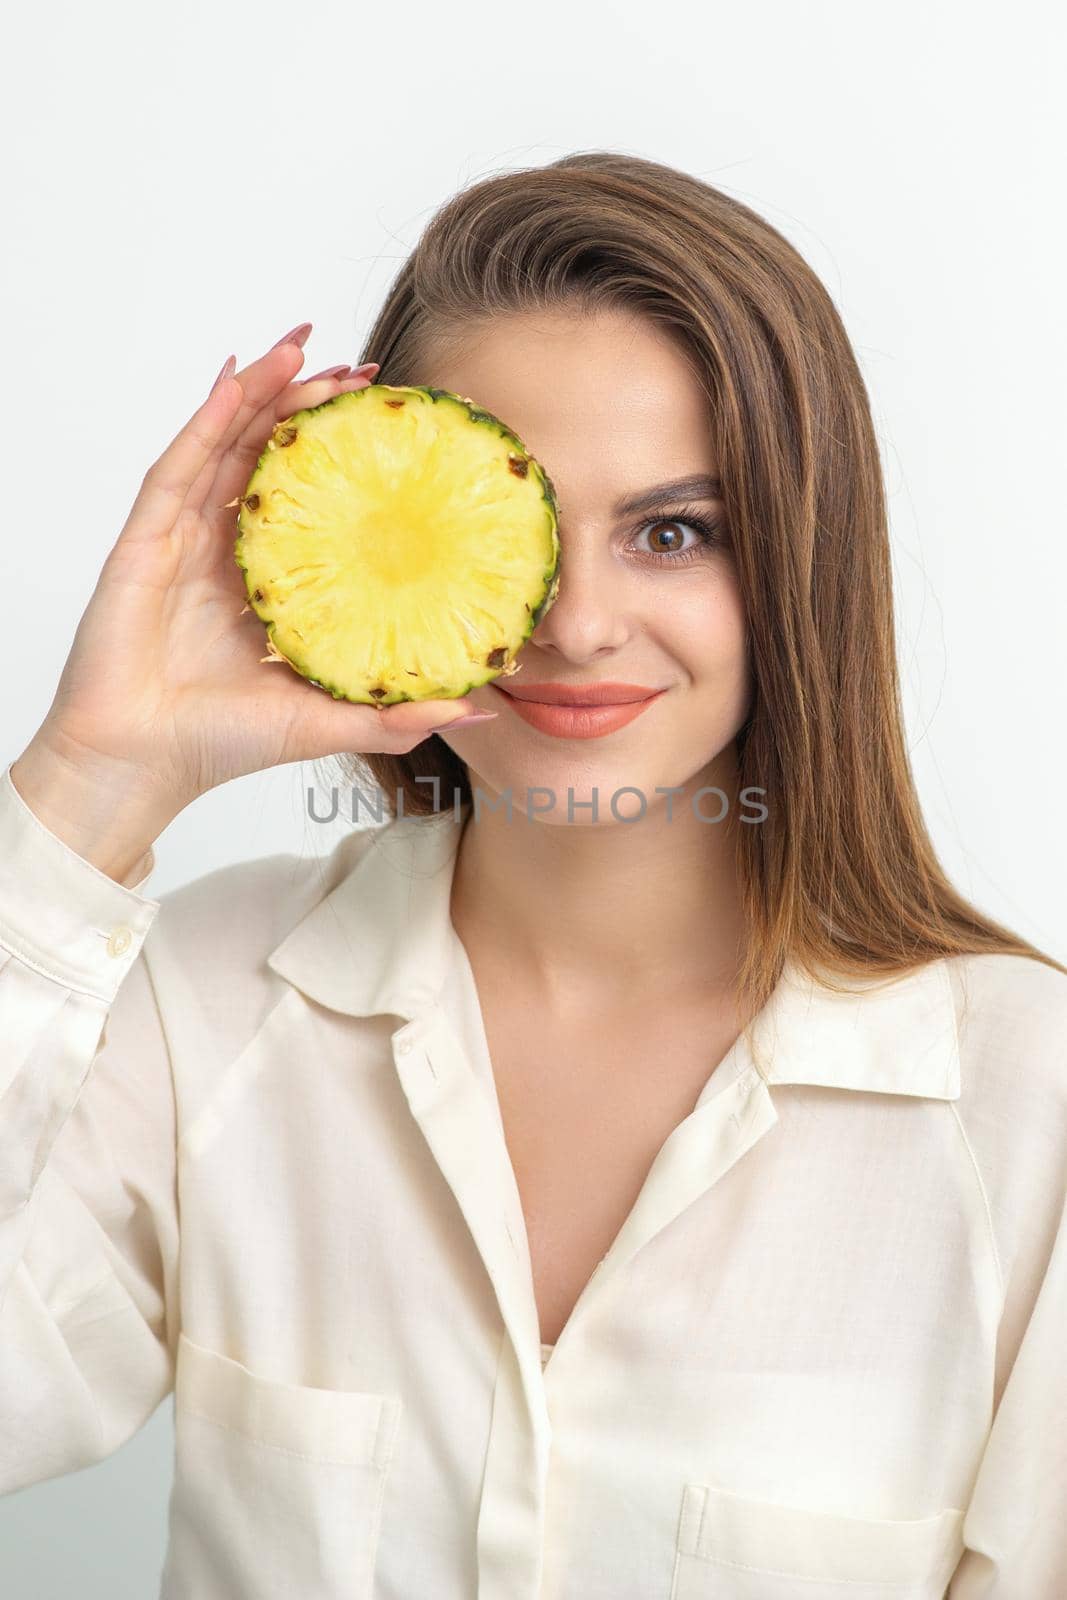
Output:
[392, 1006, 551, 1598]
[391, 1005, 780, 1600]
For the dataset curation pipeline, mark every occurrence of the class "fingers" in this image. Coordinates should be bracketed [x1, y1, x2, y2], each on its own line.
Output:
[119, 357, 252, 545]
[181, 339, 314, 518]
[281, 692, 494, 765]
[121, 333, 315, 546]
[208, 368, 378, 516]
[118, 330, 377, 555]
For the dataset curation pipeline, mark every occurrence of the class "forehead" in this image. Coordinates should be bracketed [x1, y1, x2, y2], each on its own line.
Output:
[423, 308, 717, 502]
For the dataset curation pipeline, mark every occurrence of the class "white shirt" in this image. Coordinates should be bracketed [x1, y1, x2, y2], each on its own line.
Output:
[1, 757, 1066, 1599]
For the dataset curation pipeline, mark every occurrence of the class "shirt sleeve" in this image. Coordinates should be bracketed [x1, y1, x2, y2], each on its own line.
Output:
[948, 1121, 1067, 1592]
[0, 761, 178, 1495]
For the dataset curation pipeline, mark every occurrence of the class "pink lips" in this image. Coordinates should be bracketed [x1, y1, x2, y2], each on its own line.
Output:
[496, 681, 664, 706]
[489, 682, 667, 739]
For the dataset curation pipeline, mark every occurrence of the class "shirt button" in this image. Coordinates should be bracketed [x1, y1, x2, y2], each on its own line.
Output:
[106, 925, 133, 958]
[396, 1037, 413, 1055]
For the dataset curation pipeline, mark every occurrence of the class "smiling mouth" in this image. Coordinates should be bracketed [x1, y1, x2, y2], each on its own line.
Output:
[493, 682, 666, 707]
[487, 683, 667, 739]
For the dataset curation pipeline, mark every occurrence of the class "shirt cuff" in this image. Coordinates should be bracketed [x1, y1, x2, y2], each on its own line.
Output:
[0, 761, 161, 1002]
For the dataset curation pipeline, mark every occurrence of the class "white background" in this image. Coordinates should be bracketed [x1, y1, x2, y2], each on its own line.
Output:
[1, 0, 1064, 1591]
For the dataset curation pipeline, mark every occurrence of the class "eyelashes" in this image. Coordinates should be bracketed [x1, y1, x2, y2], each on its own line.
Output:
[628, 502, 726, 566]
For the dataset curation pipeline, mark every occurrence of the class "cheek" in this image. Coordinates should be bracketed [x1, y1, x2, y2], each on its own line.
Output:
[661, 579, 754, 741]
[661, 577, 750, 680]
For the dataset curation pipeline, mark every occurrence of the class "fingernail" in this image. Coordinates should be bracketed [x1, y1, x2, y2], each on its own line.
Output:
[432, 711, 499, 731]
[209, 354, 236, 394]
[351, 362, 380, 376]
[270, 321, 313, 351]
[303, 364, 351, 383]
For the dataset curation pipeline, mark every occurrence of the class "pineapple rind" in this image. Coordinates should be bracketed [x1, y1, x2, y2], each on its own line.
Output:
[233, 384, 561, 705]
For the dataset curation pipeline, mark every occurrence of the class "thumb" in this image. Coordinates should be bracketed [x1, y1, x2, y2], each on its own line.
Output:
[284, 696, 492, 762]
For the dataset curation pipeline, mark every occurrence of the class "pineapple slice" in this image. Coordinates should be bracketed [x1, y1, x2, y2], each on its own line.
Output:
[233, 383, 561, 705]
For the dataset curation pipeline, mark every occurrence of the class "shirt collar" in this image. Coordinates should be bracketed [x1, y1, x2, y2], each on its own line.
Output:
[266, 810, 960, 1103]
[267, 809, 467, 1022]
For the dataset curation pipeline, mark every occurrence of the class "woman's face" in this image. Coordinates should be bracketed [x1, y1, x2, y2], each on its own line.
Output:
[426, 306, 753, 825]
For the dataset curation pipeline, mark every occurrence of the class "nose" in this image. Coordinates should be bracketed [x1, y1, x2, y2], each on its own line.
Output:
[527, 539, 631, 662]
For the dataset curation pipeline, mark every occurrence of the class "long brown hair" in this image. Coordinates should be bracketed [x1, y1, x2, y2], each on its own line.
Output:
[332, 149, 1065, 1021]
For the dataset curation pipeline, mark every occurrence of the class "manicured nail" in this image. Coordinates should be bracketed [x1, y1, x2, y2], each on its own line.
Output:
[302, 364, 351, 383]
[270, 321, 313, 351]
[351, 362, 380, 376]
[209, 354, 236, 394]
[432, 711, 499, 731]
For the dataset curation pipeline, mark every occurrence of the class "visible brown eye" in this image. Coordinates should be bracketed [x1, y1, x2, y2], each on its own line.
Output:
[643, 520, 698, 555]
[630, 504, 724, 566]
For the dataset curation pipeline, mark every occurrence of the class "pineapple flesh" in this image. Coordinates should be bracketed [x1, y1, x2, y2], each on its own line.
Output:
[233, 383, 561, 704]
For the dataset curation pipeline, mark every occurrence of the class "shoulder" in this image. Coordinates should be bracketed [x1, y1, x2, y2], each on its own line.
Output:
[942, 950, 1067, 1081]
[146, 827, 377, 958]
[941, 952, 1067, 1329]
[941, 951, 1067, 1192]
[943, 946, 1067, 1008]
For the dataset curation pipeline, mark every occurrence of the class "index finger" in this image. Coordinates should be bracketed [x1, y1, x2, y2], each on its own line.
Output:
[122, 337, 313, 546]
[119, 355, 248, 546]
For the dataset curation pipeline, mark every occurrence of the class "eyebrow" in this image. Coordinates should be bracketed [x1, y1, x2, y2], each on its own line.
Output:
[613, 475, 723, 516]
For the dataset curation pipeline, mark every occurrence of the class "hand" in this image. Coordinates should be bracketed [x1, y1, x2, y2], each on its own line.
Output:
[20, 325, 489, 825]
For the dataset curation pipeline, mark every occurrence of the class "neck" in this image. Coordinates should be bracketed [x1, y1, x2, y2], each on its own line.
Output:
[449, 746, 748, 1017]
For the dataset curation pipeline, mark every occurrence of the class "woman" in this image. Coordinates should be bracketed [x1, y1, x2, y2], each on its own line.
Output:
[2, 151, 1065, 1599]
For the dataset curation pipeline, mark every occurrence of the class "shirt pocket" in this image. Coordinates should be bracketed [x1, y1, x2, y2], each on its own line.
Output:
[162, 1331, 403, 1600]
[670, 1481, 965, 1600]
